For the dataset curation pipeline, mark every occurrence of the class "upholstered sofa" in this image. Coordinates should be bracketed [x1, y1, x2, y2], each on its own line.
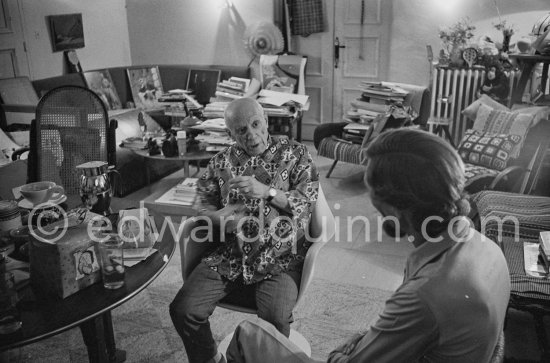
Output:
[0, 64, 249, 196]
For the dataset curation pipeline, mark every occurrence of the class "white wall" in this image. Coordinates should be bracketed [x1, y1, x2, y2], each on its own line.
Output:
[20, 0, 131, 80]
[389, 0, 549, 86]
[126, 0, 274, 66]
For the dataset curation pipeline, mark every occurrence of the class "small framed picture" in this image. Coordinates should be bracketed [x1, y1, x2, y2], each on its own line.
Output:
[126, 66, 164, 109]
[48, 13, 85, 52]
[186, 69, 221, 106]
[83, 70, 122, 110]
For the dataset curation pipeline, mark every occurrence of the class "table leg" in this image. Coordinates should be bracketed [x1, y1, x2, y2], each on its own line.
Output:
[182, 160, 190, 178]
[512, 62, 536, 105]
[541, 63, 549, 100]
[79, 312, 126, 363]
[144, 158, 151, 186]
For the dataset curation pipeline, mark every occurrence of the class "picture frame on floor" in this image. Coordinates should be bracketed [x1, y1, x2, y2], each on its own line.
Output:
[83, 70, 122, 110]
[127, 66, 164, 109]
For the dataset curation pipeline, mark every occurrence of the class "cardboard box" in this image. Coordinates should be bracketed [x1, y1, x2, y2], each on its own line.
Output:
[29, 214, 102, 298]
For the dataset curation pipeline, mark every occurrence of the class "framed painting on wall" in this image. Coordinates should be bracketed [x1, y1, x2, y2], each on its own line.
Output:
[48, 13, 85, 52]
[83, 70, 122, 110]
[126, 66, 164, 109]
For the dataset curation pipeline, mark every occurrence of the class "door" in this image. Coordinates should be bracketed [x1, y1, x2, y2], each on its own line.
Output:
[332, 0, 392, 121]
[290, 0, 335, 141]
[0, 0, 30, 79]
[291, 0, 392, 140]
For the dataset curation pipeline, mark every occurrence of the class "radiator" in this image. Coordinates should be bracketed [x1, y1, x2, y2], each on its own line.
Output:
[429, 67, 521, 146]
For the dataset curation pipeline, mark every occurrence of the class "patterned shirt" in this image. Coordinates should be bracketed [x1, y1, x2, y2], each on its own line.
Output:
[198, 135, 319, 284]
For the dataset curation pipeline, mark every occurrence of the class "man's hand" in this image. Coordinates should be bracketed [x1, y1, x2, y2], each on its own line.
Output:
[482, 84, 493, 92]
[328, 333, 365, 360]
[200, 202, 247, 232]
[228, 176, 269, 199]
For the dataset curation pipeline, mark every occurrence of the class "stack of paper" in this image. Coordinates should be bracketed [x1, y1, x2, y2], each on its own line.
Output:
[155, 178, 199, 206]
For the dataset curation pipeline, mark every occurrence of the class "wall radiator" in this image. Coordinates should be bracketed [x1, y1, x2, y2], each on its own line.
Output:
[429, 67, 521, 146]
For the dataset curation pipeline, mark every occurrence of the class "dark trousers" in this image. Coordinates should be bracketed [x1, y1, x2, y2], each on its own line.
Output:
[169, 262, 301, 363]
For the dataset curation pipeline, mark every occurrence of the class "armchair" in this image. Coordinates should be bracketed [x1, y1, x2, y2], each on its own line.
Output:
[314, 83, 431, 177]
[460, 114, 550, 195]
[178, 185, 335, 356]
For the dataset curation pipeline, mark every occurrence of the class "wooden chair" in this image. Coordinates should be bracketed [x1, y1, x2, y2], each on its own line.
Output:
[178, 184, 335, 356]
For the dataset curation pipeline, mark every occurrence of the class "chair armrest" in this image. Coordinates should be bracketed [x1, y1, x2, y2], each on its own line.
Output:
[11, 146, 29, 161]
[313, 122, 348, 149]
[489, 165, 525, 191]
[2, 104, 36, 113]
[180, 217, 220, 281]
[296, 240, 325, 308]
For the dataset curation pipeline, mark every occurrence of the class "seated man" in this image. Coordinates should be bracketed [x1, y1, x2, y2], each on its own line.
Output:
[226, 128, 511, 363]
[169, 98, 319, 363]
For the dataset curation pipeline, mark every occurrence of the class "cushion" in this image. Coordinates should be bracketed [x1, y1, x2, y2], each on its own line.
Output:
[458, 129, 521, 171]
[510, 104, 550, 127]
[317, 136, 362, 165]
[472, 103, 535, 158]
[462, 94, 509, 121]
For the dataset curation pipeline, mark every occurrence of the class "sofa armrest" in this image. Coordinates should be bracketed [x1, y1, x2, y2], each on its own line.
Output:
[313, 122, 348, 149]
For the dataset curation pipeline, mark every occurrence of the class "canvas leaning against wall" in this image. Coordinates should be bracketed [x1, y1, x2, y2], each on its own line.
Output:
[83, 70, 122, 110]
[127, 66, 164, 109]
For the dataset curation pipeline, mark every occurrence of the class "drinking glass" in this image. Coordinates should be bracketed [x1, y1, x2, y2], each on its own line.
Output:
[97, 235, 125, 289]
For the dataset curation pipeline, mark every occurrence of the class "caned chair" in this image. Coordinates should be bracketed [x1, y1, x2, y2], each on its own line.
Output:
[178, 184, 335, 356]
[25, 85, 117, 196]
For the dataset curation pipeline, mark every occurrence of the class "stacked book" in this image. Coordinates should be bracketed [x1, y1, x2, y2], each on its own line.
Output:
[214, 77, 251, 101]
[155, 178, 199, 207]
[191, 118, 234, 152]
[159, 89, 203, 116]
[342, 122, 371, 144]
[350, 82, 409, 123]
[539, 231, 550, 273]
[120, 137, 147, 150]
[202, 101, 229, 119]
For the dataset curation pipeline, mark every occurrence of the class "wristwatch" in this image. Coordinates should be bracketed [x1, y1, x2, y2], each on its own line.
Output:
[266, 188, 277, 203]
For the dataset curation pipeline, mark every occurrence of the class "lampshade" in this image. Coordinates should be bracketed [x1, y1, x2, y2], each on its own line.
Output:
[532, 12, 550, 36]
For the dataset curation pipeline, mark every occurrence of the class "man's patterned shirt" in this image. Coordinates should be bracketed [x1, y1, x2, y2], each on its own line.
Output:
[197, 135, 319, 284]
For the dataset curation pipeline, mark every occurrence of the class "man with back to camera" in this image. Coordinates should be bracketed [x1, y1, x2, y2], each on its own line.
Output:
[169, 97, 319, 363]
[224, 128, 511, 363]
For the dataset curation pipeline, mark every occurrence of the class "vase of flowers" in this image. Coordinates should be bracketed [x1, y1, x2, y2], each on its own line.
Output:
[439, 18, 476, 67]
[494, 20, 515, 54]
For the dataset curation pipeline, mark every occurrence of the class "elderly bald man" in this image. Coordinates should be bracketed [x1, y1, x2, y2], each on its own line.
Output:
[170, 98, 320, 363]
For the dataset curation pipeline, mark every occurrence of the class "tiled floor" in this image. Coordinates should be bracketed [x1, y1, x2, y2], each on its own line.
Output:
[306, 141, 548, 362]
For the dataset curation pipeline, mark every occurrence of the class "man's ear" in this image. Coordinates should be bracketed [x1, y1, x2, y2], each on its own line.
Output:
[226, 128, 233, 138]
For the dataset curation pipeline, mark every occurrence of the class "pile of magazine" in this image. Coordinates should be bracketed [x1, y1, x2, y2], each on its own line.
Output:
[155, 178, 199, 207]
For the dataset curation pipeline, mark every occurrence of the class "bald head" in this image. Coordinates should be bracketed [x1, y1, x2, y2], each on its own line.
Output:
[224, 98, 264, 127]
[224, 98, 269, 156]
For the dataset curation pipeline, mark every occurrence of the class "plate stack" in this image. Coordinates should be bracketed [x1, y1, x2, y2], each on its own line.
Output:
[0, 201, 22, 233]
